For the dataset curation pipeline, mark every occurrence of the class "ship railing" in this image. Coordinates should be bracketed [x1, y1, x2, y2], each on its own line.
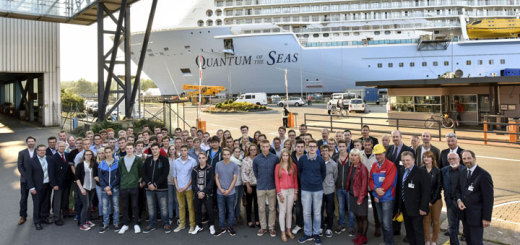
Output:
[303, 113, 520, 145]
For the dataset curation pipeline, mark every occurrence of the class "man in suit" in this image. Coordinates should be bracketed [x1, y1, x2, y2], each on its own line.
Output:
[27, 145, 53, 230]
[317, 128, 329, 148]
[358, 125, 379, 146]
[439, 133, 464, 169]
[48, 141, 70, 226]
[457, 150, 494, 245]
[385, 130, 413, 237]
[441, 152, 466, 245]
[17, 136, 36, 225]
[398, 151, 431, 245]
[343, 130, 355, 153]
[415, 131, 440, 166]
[46, 136, 58, 157]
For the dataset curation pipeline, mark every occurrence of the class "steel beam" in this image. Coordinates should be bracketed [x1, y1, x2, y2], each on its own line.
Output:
[97, 1, 105, 121]
[124, 4, 132, 119]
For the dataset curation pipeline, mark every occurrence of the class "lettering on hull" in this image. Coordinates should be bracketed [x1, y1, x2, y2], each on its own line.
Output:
[195, 51, 299, 69]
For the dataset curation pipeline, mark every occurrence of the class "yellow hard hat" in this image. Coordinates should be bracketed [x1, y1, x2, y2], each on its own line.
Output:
[373, 144, 386, 154]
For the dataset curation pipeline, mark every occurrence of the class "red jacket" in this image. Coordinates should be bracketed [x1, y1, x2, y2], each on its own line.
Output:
[347, 162, 369, 204]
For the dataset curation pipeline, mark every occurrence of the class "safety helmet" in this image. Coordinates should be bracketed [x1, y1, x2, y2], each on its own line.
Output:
[373, 144, 386, 154]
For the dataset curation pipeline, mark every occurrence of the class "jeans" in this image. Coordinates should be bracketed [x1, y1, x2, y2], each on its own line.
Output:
[79, 189, 94, 225]
[336, 189, 356, 228]
[120, 188, 139, 225]
[19, 181, 29, 218]
[321, 193, 335, 229]
[301, 190, 323, 236]
[217, 194, 236, 228]
[194, 194, 214, 227]
[168, 185, 179, 223]
[375, 200, 395, 245]
[446, 204, 461, 245]
[234, 185, 244, 220]
[102, 188, 120, 227]
[177, 189, 195, 228]
[146, 190, 169, 228]
[95, 185, 104, 216]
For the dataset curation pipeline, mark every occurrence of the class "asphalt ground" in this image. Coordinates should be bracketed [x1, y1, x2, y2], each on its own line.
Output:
[1, 105, 519, 245]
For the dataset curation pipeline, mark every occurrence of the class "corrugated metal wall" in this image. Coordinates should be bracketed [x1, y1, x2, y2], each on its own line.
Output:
[0, 17, 60, 126]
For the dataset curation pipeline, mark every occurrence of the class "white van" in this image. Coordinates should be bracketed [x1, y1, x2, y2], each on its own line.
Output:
[235, 92, 268, 105]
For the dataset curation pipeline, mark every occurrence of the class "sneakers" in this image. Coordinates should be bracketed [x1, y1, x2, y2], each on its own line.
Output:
[257, 229, 267, 236]
[348, 227, 356, 237]
[209, 225, 216, 235]
[174, 225, 185, 233]
[188, 226, 195, 234]
[190, 225, 203, 235]
[86, 221, 95, 228]
[325, 229, 333, 238]
[292, 225, 302, 234]
[98, 226, 109, 233]
[80, 224, 90, 231]
[298, 235, 314, 243]
[134, 224, 141, 234]
[118, 225, 129, 234]
[143, 226, 156, 233]
[228, 227, 236, 236]
[214, 228, 226, 237]
[319, 228, 323, 237]
[113, 225, 121, 233]
[73, 215, 79, 221]
[334, 226, 345, 234]
[314, 235, 322, 245]
[164, 225, 172, 234]
[269, 229, 277, 237]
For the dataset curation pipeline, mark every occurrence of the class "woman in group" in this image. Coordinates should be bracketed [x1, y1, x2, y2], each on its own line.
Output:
[241, 144, 259, 228]
[348, 149, 369, 245]
[274, 149, 298, 242]
[167, 145, 179, 225]
[422, 151, 442, 245]
[75, 149, 98, 231]
[283, 140, 292, 152]
[252, 131, 262, 145]
[230, 147, 244, 224]
[94, 147, 106, 220]
[223, 130, 232, 141]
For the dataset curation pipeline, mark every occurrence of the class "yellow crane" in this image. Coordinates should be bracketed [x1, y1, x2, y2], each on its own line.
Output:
[181, 84, 226, 104]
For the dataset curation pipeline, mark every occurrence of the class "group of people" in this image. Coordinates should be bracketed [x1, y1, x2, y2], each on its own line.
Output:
[17, 124, 494, 245]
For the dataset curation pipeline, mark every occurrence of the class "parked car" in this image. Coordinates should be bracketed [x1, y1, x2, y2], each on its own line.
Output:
[235, 92, 268, 105]
[348, 99, 366, 113]
[278, 97, 305, 107]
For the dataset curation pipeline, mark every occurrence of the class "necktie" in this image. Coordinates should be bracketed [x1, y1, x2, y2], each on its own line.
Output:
[61, 153, 66, 163]
[402, 169, 409, 201]
[466, 170, 471, 184]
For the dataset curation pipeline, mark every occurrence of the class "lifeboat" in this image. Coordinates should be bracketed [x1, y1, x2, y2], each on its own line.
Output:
[467, 19, 520, 39]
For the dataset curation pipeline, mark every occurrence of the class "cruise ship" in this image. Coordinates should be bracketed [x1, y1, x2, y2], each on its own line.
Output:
[129, 0, 520, 95]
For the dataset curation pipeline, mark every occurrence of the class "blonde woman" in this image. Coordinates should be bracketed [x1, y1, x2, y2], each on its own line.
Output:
[167, 145, 179, 225]
[274, 149, 298, 242]
[241, 144, 259, 228]
[94, 147, 106, 219]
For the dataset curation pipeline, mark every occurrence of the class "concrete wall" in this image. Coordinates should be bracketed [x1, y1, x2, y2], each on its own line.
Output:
[0, 17, 60, 126]
[499, 85, 520, 118]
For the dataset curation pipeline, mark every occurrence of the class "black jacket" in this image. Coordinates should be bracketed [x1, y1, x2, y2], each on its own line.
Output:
[205, 148, 223, 166]
[415, 144, 441, 167]
[48, 152, 70, 188]
[17, 148, 34, 183]
[191, 165, 215, 196]
[397, 165, 431, 216]
[75, 161, 99, 187]
[386, 144, 414, 168]
[459, 165, 494, 225]
[142, 155, 170, 190]
[422, 166, 442, 204]
[439, 147, 464, 169]
[46, 147, 56, 157]
[26, 155, 48, 191]
[441, 165, 467, 209]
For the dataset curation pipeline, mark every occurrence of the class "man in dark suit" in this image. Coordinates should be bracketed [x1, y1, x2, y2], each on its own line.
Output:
[415, 131, 440, 166]
[398, 151, 431, 245]
[343, 129, 355, 153]
[457, 150, 494, 245]
[317, 128, 329, 148]
[26, 145, 52, 230]
[385, 130, 413, 236]
[439, 133, 464, 169]
[358, 124, 379, 146]
[441, 152, 466, 245]
[46, 136, 58, 157]
[48, 141, 70, 226]
[17, 136, 37, 225]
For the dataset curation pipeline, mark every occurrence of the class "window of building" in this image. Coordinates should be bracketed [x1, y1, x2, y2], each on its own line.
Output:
[500, 59, 505, 64]
[206, 20, 213, 26]
[410, 62, 415, 67]
[216, 19, 222, 25]
[478, 60, 483, 65]
[452, 95, 477, 112]
[216, 9, 222, 16]
[466, 60, 471, 65]
[206, 10, 213, 17]
[377, 63, 383, 68]
[444, 61, 449, 66]
[422, 61, 427, 67]
[389, 96, 442, 113]
[489, 59, 494, 65]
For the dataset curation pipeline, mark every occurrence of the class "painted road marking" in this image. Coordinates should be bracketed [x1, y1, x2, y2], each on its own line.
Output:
[476, 155, 520, 162]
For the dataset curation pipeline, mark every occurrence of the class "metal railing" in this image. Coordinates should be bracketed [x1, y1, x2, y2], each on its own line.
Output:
[304, 113, 520, 145]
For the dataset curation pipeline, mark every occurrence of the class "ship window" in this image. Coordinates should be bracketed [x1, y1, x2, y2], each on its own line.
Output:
[422, 62, 427, 67]
[224, 39, 234, 50]
[303, 34, 309, 38]
[444, 61, 449, 66]
[197, 20, 204, 26]
[313, 33, 319, 37]
[410, 62, 415, 67]
[388, 63, 393, 68]
[377, 63, 383, 68]
[206, 20, 213, 26]
[374, 31, 380, 35]
[466, 60, 471, 65]
[206, 10, 213, 17]
[478, 60, 483, 65]
[489, 59, 494, 65]
[163, 47, 169, 51]
[384, 31, 391, 35]
[216, 9, 222, 16]
[216, 19, 222, 25]
[399, 62, 404, 67]
[500, 59, 505, 64]
[180, 69, 191, 75]
[323, 33, 329, 37]
[433, 61, 438, 66]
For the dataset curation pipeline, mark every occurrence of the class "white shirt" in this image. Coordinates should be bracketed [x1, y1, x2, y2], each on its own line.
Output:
[200, 142, 210, 152]
[468, 164, 478, 176]
[421, 145, 431, 162]
[449, 146, 459, 154]
[28, 148, 35, 158]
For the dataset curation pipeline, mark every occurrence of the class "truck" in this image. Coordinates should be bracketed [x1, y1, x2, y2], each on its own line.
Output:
[364, 87, 380, 104]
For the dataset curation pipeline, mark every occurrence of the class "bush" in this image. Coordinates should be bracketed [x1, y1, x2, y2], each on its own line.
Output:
[61, 89, 85, 112]
[205, 102, 268, 112]
[132, 118, 164, 133]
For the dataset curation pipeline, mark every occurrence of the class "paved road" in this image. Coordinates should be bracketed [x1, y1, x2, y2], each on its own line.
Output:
[1, 108, 519, 244]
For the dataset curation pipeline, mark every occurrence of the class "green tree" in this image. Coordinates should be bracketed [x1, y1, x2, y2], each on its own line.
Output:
[61, 89, 85, 112]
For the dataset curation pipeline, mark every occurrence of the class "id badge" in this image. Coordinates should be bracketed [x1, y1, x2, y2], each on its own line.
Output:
[408, 183, 415, 189]
[468, 185, 474, 192]
[379, 176, 385, 182]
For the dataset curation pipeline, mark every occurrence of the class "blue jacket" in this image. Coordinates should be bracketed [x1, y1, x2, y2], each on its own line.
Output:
[253, 152, 278, 190]
[98, 159, 120, 189]
[297, 154, 327, 192]
[441, 164, 466, 208]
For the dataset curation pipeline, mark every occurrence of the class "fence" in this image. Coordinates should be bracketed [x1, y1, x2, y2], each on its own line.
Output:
[304, 113, 520, 145]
